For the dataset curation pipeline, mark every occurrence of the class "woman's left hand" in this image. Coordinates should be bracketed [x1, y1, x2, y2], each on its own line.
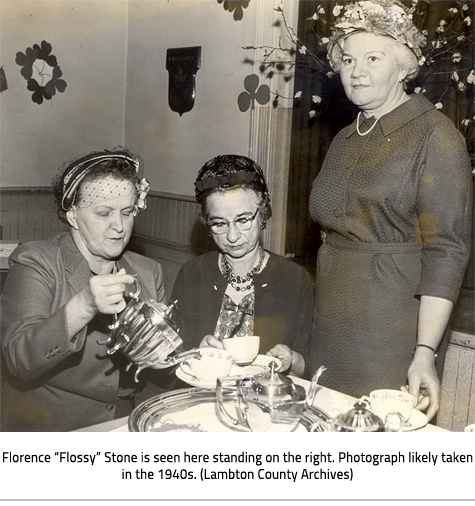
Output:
[266, 344, 305, 377]
[406, 295, 453, 421]
[406, 346, 440, 421]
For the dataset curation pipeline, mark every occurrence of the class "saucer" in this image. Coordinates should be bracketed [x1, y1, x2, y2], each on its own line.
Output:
[175, 354, 281, 389]
[233, 354, 282, 376]
[175, 366, 217, 389]
[403, 409, 428, 432]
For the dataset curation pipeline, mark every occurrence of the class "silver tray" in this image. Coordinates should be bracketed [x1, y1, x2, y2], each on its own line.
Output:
[128, 387, 330, 432]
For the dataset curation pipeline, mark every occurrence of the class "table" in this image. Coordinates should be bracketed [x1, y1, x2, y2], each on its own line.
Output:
[75, 376, 446, 432]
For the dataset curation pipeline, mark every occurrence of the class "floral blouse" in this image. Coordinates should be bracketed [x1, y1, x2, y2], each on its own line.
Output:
[214, 292, 255, 339]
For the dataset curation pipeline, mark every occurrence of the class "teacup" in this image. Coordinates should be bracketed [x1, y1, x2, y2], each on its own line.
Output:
[464, 424, 475, 433]
[361, 389, 415, 422]
[182, 348, 233, 384]
[223, 335, 260, 366]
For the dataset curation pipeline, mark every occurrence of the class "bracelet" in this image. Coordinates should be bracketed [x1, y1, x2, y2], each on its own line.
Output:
[415, 343, 437, 355]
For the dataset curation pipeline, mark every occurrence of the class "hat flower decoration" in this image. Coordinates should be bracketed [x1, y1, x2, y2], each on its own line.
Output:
[327, 0, 428, 68]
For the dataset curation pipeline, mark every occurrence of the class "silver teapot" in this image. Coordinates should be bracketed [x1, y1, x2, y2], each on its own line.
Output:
[101, 278, 199, 382]
[216, 362, 326, 432]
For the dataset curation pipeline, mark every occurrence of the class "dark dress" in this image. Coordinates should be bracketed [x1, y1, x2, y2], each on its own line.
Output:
[309, 94, 472, 398]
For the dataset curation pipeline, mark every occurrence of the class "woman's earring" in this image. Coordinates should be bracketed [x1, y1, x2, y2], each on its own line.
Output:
[261, 221, 267, 230]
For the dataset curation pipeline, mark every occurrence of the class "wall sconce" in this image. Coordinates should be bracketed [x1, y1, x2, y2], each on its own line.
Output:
[166, 46, 201, 116]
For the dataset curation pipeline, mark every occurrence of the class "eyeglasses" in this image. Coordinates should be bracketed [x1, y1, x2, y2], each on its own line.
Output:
[207, 208, 259, 235]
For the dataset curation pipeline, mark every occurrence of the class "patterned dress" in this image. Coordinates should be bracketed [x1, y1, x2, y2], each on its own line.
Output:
[309, 94, 472, 398]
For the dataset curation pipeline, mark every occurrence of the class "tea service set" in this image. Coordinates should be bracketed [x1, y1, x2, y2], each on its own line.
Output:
[103, 284, 430, 433]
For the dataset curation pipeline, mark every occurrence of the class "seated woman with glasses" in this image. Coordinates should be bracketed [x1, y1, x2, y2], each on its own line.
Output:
[170, 155, 314, 376]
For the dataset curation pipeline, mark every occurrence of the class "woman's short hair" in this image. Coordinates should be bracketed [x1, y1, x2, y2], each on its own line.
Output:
[331, 33, 420, 82]
[52, 147, 143, 223]
[389, 39, 420, 82]
[194, 154, 272, 224]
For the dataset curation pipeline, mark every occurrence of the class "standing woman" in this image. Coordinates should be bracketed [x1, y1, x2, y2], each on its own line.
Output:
[1, 147, 166, 431]
[171, 155, 314, 376]
[309, 0, 472, 420]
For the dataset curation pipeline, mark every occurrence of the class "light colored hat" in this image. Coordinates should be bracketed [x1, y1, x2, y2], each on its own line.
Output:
[327, 0, 427, 69]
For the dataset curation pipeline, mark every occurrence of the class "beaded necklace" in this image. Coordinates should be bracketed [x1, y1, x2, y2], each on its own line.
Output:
[356, 112, 379, 136]
[221, 247, 265, 292]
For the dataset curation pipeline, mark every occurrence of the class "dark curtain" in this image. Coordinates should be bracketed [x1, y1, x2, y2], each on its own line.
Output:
[286, 0, 474, 286]
[286, 0, 352, 276]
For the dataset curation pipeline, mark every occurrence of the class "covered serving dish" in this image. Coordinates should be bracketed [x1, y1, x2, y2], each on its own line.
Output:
[306, 400, 405, 432]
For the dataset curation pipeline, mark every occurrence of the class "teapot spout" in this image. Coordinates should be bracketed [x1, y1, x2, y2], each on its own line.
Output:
[151, 349, 201, 369]
[305, 365, 327, 410]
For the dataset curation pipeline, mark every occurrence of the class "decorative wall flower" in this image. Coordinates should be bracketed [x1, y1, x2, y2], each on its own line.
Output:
[15, 40, 67, 104]
[0, 66, 7, 92]
[217, 0, 250, 21]
[238, 74, 270, 112]
[15, 47, 40, 80]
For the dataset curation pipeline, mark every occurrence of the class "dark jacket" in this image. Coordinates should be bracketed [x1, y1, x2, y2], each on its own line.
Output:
[170, 251, 314, 372]
[1, 232, 165, 431]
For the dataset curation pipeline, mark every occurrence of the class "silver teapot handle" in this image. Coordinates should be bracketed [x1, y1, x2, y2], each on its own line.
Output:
[383, 411, 405, 432]
[127, 276, 141, 299]
[216, 377, 252, 432]
[305, 365, 327, 410]
[98, 277, 142, 345]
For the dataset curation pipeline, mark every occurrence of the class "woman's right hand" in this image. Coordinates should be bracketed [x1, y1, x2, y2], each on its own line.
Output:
[76, 268, 136, 319]
[65, 268, 136, 339]
[199, 334, 224, 350]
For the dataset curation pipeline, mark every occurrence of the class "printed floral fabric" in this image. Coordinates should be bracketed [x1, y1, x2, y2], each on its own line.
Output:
[214, 293, 254, 339]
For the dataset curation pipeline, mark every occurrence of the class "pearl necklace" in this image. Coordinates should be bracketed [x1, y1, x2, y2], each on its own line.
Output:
[356, 113, 380, 136]
[221, 248, 265, 292]
[356, 93, 408, 137]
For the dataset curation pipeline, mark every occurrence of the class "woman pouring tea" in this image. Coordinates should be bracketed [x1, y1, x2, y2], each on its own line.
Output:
[1, 147, 166, 431]
[309, 0, 472, 420]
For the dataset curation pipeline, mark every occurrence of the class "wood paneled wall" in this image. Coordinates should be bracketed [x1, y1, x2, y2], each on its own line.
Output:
[129, 191, 216, 295]
[0, 189, 68, 242]
[132, 191, 214, 253]
[0, 188, 214, 295]
[439, 331, 475, 431]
